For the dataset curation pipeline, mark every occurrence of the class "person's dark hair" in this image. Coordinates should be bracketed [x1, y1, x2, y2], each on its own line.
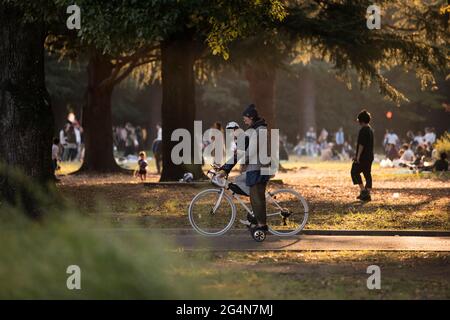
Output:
[53, 137, 60, 145]
[440, 152, 447, 160]
[401, 143, 409, 150]
[242, 103, 259, 120]
[357, 110, 371, 124]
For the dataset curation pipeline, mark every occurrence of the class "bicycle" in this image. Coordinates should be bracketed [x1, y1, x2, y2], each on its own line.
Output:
[188, 165, 309, 242]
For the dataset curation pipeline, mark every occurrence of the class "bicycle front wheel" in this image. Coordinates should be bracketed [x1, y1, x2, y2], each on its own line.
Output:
[188, 189, 236, 236]
[266, 188, 309, 236]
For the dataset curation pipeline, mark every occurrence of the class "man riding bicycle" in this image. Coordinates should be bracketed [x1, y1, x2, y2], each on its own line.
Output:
[218, 104, 271, 233]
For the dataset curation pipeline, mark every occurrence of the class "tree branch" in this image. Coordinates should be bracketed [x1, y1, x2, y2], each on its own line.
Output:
[112, 57, 159, 86]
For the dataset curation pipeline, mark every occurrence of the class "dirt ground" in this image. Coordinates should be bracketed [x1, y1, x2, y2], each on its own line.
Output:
[57, 159, 450, 230]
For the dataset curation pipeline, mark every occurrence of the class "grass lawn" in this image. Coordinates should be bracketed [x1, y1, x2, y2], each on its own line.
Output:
[5, 162, 449, 299]
[57, 158, 450, 231]
[2, 209, 448, 299]
[178, 251, 450, 299]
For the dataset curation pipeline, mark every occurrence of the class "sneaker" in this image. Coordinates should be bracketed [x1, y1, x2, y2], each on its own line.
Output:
[239, 213, 258, 228]
[247, 213, 258, 225]
[359, 189, 371, 202]
[239, 219, 255, 227]
[356, 189, 365, 200]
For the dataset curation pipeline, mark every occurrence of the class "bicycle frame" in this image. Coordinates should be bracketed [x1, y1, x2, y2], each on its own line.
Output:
[206, 166, 304, 224]
[190, 167, 309, 236]
[212, 184, 283, 221]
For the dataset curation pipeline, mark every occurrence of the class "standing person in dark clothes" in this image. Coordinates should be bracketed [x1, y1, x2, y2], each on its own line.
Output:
[351, 110, 374, 201]
[218, 104, 271, 233]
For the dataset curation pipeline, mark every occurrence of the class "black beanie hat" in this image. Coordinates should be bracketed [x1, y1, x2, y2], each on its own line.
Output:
[242, 103, 258, 119]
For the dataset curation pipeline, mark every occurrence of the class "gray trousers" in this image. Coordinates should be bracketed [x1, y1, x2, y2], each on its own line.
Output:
[250, 182, 267, 225]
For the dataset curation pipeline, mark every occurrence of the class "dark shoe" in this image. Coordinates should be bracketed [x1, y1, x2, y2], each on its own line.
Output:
[359, 189, 371, 202]
[356, 189, 365, 200]
[247, 213, 258, 225]
[239, 213, 257, 228]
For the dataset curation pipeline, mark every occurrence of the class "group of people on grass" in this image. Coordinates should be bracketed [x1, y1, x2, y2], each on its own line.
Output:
[381, 127, 448, 172]
[51, 103, 447, 235]
[293, 127, 355, 160]
[113, 123, 148, 157]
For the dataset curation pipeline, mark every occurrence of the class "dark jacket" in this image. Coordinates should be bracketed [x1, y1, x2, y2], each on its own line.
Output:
[221, 118, 270, 186]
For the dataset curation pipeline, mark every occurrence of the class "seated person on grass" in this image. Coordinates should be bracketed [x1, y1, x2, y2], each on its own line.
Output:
[431, 152, 448, 172]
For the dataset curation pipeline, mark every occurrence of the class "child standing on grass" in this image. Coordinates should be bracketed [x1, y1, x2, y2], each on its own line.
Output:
[136, 151, 148, 181]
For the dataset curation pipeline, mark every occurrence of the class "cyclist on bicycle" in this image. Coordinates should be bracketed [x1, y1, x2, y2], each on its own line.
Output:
[218, 104, 270, 233]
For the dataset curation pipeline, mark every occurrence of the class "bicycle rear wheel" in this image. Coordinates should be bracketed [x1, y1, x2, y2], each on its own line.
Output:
[266, 189, 309, 236]
[188, 189, 236, 236]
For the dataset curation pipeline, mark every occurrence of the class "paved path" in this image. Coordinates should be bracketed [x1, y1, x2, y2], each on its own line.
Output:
[167, 234, 450, 251]
[108, 229, 450, 251]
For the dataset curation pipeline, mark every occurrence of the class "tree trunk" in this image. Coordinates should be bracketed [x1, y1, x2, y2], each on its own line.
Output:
[160, 38, 205, 181]
[147, 83, 162, 146]
[79, 52, 122, 173]
[0, 4, 54, 217]
[245, 64, 277, 128]
[298, 70, 316, 137]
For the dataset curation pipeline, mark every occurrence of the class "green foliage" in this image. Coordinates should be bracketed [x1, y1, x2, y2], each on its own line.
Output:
[206, 0, 287, 60]
[435, 132, 450, 156]
[0, 0, 60, 24]
[49, 0, 286, 59]
[281, 0, 449, 104]
[13, 0, 448, 108]
[0, 162, 69, 219]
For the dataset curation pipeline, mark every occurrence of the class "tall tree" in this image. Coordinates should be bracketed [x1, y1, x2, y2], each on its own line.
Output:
[113, 0, 287, 181]
[245, 64, 278, 128]
[80, 49, 158, 173]
[160, 36, 204, 180]
[50, 0, 161, 173]
[0, 2, 55, 216]
[53, 0, 283, 178]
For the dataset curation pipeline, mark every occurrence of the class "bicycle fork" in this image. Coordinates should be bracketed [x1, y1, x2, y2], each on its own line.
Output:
[210, 188, 225, 215]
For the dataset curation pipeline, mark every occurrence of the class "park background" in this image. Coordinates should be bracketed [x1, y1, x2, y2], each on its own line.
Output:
[0, 1, 449, 300]
[48, 56, 450, 155]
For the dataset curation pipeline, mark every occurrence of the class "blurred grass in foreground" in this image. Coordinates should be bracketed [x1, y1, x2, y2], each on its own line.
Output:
[0, 164, 205, 299]
[2, 163, 448, 299]
[0, 213, 206, 299]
